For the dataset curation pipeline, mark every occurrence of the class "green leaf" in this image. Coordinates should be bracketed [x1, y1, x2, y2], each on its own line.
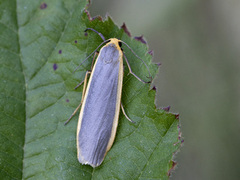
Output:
[0, 0, 182, 179]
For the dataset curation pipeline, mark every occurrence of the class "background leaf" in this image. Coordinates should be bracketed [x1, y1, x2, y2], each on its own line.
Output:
[0, 0, 181, 179]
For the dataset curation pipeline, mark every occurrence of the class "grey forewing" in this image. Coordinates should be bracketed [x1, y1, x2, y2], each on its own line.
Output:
[78, 44, 120, 166]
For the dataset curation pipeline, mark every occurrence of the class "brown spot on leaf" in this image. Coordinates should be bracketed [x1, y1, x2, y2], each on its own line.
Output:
[86, 0, 91, 8]
[148, 50, 154, 56]
[121, 23, 131, 37]
[174, 125, 184, 146]
[84, 10, 102, 21]
[177, 125, 183, 140]
[168, 161, 177, 177]
[175, 113, 179, 119]
[151, 86, 156, 91]
[53, 63, 58, 71]
[156, 62, 161, 67]
[40, 3, 47, 9]
[92, 16, 102, 21]
[162, 106, 171, 112]
[178, 131, 182, 140]
[85, 9, 92, 20]
[134, 35, 147, 44]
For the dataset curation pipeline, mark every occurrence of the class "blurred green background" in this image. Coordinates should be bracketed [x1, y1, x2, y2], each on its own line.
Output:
[89, 0, 240, 179]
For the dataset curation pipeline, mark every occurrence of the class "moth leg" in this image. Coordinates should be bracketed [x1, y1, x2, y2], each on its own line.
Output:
[74, 79, 85, 90]
[64, 101, 82, 125]
[90, 51, 99, 69]
[121, 103, 135, 123]
[75, 52, 98, 90]
[123, 53, 151, 84]
[64, 70, 91, 125]
[65, 51, 99, 125]
[85, 28, 106, 41]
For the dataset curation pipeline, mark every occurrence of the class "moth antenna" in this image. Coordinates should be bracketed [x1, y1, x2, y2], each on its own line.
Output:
[85, 28, 106, 41]
[121, 40, 152, 81]
[73, 40, 110, 73]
